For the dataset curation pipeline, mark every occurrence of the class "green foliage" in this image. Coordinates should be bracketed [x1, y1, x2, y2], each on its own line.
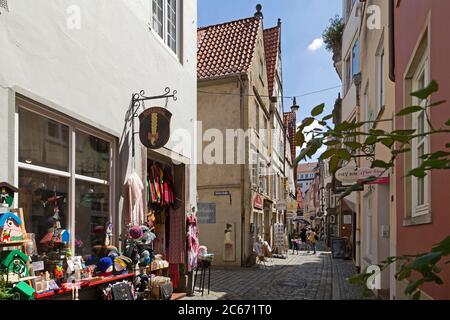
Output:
[322, 15, 345, 52]
[296, 80, 450, 299]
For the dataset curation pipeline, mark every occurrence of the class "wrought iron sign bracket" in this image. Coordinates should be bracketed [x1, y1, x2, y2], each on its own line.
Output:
[129, 87, 177, 158]
[350, 145, 376, 162]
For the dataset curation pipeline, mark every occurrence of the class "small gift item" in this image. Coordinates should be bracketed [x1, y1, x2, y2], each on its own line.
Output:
[0, 182, 18, 211]
[105, 222, 113, 246]
[0, 212, 24, 243]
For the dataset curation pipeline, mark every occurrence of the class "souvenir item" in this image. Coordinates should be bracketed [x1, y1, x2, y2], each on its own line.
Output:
[0, 182, 18, 209]
[0, 212, 24, 242]
[0, 250, 29, 278]
[105, 222, 113, 246]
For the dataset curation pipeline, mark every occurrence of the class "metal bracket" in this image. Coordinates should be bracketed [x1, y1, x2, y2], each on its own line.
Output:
[129, 87, 177, 159]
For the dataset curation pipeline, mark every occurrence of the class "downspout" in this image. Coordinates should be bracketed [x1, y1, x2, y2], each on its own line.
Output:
[389, 0, 396, 82]
[238, 74, 247, 267]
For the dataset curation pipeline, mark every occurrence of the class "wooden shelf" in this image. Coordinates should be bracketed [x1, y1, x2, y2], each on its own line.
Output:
[34, 273, 134, 299]
[0, 240, 28, 247]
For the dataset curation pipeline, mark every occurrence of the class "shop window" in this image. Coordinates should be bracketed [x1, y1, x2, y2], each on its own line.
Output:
[19, 109, 69, 172]
[18, 170, 69, 256]
[17, 103, 114, 258]
[76, 131, 110, 181]
[75, 181, 109, 256]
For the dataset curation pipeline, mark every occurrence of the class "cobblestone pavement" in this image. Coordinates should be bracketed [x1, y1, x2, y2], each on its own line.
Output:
[182, 247, 372, 301]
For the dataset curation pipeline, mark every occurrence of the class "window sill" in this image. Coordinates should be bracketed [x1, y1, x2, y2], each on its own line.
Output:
[403, 212, 432, 227]
[147, 23, 182, 65]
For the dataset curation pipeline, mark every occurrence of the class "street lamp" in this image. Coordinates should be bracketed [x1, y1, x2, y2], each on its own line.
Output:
[291, 97, 299, 113]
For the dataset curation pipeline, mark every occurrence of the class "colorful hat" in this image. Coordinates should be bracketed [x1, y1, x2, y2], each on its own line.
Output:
[129, 226, 143, 240]
[97, 257, 113, 273]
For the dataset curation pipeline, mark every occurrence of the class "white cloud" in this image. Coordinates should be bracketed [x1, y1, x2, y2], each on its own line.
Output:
[307, 38, 324, 52]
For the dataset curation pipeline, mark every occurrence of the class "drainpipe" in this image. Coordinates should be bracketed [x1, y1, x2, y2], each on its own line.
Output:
[238, 74, 247, 267]
[388, 0, 396, 82]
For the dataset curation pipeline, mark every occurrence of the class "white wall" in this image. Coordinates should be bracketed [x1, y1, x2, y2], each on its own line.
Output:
[0, 0, 197, 211]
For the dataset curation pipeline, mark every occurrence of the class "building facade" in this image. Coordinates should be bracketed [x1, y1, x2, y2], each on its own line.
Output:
[197, 6, 293, 266]
[393, 0, 450, 300]
[0, 0, 197, 291]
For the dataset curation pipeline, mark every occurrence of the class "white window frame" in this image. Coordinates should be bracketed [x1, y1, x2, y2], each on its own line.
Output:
[150, 0, 181, 57]
[376, 33, 385, 115]
[16, 98, 116, 255]
[364, 192, 373, 260]
[411, 53, 430, 218]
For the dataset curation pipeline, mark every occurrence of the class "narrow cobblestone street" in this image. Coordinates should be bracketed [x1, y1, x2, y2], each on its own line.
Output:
[182, 247, 373, 301]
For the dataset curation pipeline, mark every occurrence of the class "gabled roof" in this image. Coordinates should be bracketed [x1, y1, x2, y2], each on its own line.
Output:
[197, 17, 262, 80]
[263, 25, 281, 97]
[0, 212, 22, 226]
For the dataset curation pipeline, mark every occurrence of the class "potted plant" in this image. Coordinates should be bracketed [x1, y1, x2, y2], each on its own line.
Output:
[322, 15, 345, 64]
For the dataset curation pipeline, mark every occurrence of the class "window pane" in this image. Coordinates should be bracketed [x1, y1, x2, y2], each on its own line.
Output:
[18, 170, 68, 255]
[352, 41, 360, 76]
[417, 145, 425, 206]
[152, 0, 163, 38]
[167, 0, 177, 53]
[75, 181, 109, 256]
[76, 131, 110, 181]
[19, 109, 69, 171]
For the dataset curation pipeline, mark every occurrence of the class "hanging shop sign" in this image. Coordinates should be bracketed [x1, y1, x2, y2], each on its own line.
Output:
[276, 201, 287, 211]
[335, 166, 387, 184]
[253, 195, 263, 210]
[139, 107, 172, 150]
[287, 200, 298, 213]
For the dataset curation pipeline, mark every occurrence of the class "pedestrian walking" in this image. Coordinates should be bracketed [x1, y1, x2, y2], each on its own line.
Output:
[308, 228, 318, 254]
[300, 227, 307, 251]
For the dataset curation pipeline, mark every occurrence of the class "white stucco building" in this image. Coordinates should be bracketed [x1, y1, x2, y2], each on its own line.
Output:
[0, 0, 197, 290]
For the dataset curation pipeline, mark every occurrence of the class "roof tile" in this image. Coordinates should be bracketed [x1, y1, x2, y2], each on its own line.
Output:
[197, 17, 261, 80]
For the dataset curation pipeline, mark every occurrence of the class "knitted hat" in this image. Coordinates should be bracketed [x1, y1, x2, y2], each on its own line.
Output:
[129, 226, 143, 240]
[97, 257, 113, 273]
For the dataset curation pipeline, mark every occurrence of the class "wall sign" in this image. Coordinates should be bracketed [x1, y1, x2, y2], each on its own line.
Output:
[253, 195, 263, 210]
[139, 107, 172, 149]
[197, 203, 216, 224]
[336, 166, 387, 184]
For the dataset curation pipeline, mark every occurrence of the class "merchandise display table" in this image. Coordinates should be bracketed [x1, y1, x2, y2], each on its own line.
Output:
[34, 273, 134, 300]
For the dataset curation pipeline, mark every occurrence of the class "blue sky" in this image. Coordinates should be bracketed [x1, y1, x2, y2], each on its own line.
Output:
[198, 0, 342, 161]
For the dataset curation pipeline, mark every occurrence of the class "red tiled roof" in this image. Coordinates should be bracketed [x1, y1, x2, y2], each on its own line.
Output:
[197, 17, 261, 80]
[263, 26, 281, 96]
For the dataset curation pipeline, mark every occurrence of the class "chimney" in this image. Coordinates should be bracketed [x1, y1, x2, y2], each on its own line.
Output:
[254, 4, 263, 19]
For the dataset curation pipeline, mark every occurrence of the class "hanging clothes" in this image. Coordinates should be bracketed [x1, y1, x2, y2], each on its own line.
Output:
[186, 212, 199, 272]
[168, 206, 185, 264]
[127, 172, 145, 226]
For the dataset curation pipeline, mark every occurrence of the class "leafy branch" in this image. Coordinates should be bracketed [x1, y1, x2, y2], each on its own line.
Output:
[294, 80, 450, 299]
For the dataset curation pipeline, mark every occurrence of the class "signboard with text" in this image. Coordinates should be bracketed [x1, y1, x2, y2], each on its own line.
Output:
[197, 203, 216, 224]
[336, 167, 387, 184]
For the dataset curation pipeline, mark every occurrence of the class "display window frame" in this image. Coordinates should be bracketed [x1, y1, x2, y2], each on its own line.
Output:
[15, 95, 117, 256]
